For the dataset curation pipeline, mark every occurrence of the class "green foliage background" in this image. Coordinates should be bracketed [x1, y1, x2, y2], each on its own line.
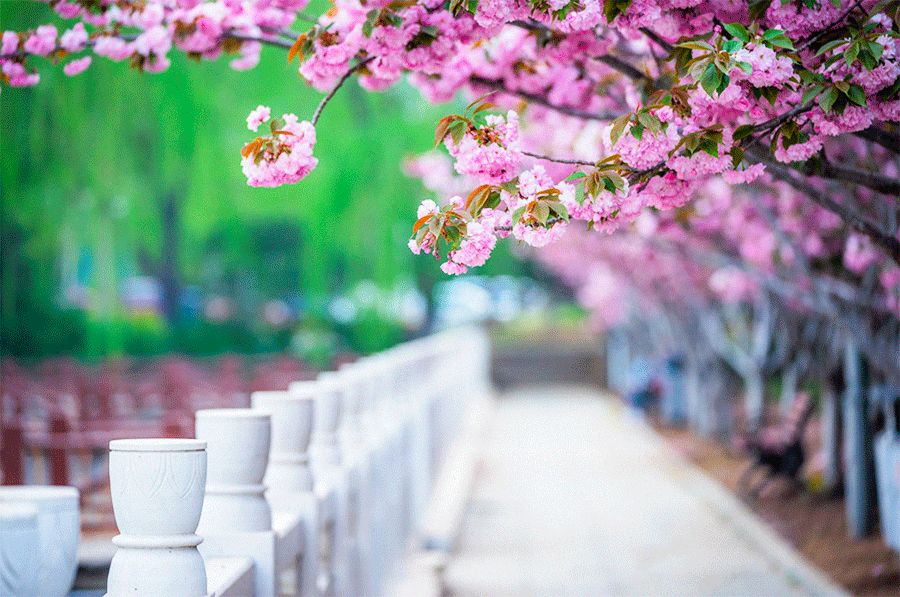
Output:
[0, 2, 525, 360]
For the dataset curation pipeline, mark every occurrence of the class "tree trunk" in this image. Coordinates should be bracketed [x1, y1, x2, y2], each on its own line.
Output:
[744, 370, 765, 432]
[843, 334, 877, 538]
[606, 328, 630, 394]
[660, 355, 686, 425]
[821, 379, 843, 493]
[685, 358, 705, 433]
[159, 191, 181, 324]
[779, 358, 800, 414]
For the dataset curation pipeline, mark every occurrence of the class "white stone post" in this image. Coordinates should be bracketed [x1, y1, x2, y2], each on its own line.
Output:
[195, 409, 277, 597]
[0, 503, 40, 597]
[334, 365, 369, 597]
[0, 485, 80, 597]
[106, 439, 208, 597]
[252, 390, 314, 494]
[292, 378, 346, 597]
[251, 389, 317, 597]
[300, 378, 342, 478]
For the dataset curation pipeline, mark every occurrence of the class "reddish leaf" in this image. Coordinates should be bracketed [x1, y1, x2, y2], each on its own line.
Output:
[288, 34, 307, 63]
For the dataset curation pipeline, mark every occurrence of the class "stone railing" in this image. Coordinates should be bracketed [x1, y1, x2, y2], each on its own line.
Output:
[103, 326, 492, 597]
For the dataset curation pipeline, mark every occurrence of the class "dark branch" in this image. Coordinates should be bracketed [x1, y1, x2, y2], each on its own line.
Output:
[639, 28, 674, 53]
[818, 160, 900, 197]
[469, 76, 616, 121]
[223, 32, 293, 50]
[748, 149, 900, 262]
[312, 57, 375, 126]
[522, 150, 596, 167]
[594, 55, 652, 84]
[854, 126, 900, 154]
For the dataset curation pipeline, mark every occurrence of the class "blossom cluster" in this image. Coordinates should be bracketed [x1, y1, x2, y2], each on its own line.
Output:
[241, 106, 318, 187]
[3, 0, 898, 317]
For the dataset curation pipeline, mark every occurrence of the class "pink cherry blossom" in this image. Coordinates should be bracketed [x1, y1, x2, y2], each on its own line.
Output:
[241, 113, 319, 187]
[63, 56, 92, 77]
[23, 25, 56, 57]
[246, 105, 271, 131]
[445, 111, 522, 184]
[60, 23, 88, 53]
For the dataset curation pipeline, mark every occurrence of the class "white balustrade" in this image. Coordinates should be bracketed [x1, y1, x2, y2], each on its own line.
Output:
[301, 377, 342, 478]
[103, 325, 493, 597]
[107, 439, 207, 597]
[0, 485, 80, 597]
[0, 503, 40, 597]
[195, 408, 277, 597]
[252, 387, 317, 597]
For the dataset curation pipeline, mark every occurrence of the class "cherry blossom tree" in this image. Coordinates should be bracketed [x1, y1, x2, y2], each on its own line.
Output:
[2, 0, 897, 276]
[3, 0, 898, 540]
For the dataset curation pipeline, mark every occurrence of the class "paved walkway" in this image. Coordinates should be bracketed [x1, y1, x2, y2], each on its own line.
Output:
[442, 386, 846, 597]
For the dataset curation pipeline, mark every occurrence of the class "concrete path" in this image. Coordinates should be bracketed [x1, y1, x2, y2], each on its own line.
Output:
[442, 385, 847, 597]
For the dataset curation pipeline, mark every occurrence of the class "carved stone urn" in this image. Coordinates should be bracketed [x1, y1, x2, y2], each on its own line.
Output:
[0, 485, 79, 597]
[0, 503, 40, 597]
[107, 438, 208, 597]
[195, 408, 272, 533]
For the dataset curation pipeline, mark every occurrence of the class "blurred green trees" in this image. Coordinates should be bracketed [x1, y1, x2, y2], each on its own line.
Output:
[0, 3, 525, 360]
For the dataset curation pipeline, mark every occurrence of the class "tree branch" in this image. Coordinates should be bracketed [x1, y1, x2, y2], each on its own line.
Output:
[639, 28, 674, 53]
[854, 126, 900, 154]
[594, 55, 652, 84]
[818, 159, 900, 196]
[748, 149, 900, 262]
[521, 150, 596, 166]
[469, 76, 616, 121]
[223, 32, 294, 50]
[311, 57, 375, 126]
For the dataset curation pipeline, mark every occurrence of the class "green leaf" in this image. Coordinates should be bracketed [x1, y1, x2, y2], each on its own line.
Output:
[637, 111, 661, 134]
[362, 9, 379, 37]
[269, 117, 285, 134]
[818, 86, 839, 113]
[448, 120, 467, 144]
[607, 172, 626, 191]
[767, 36, 794, 50]
[700, 62, 722, 96]
[846, 84, 866, 106]
[609, 115, 630, 145]
[716, 72, 730, 94]
[677, 40, 716, 52]
[733, 124, 755, 141]
[699, 137, 719, 157]
[736, 61, 753, 74]
[800, 85, 824, 106]
[815, 39, 846, 56]
[844, 42, 859, 67]
[748, 0, 772, 21]
[723, 22, 750, 42]
[630, 122, 645, 141]
[603, 0, 632, 22]
[858, 50, 877, 70]
[729, 146, 745, 169]
[722, 39, 743, 53]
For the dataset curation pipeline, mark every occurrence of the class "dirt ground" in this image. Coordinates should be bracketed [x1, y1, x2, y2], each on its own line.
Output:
[657, 426, 899, 596]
